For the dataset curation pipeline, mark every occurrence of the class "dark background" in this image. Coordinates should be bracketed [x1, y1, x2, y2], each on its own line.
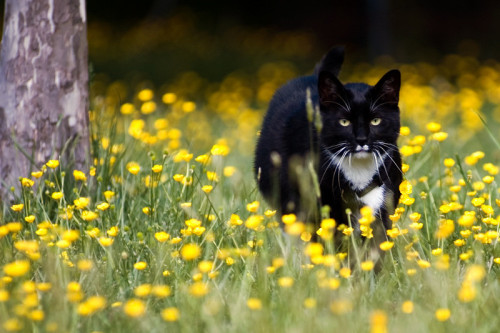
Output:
[85, 0, 499, 60]
[2, 0, 500, 81]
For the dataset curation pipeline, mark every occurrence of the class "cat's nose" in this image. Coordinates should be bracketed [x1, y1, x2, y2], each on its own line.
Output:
[356, 136, 368, 145]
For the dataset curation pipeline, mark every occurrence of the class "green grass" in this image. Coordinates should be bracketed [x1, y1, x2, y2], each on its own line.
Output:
[1, 58, 500, 332]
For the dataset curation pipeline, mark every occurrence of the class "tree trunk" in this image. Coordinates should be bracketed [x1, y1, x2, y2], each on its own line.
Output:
[0, 0, 89, 201]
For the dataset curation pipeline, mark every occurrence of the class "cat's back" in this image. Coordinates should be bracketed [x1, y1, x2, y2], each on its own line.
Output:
[256, 75, 317, 154]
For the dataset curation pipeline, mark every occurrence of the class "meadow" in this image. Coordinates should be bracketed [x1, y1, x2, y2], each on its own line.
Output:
[2, 25, 500, 332]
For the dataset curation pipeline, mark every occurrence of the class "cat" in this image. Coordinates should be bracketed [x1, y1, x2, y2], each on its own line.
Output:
[254, 46, 402, 239]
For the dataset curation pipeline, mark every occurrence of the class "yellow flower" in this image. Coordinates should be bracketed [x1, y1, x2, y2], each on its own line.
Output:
[161, 307, 180, 321]
[181, 243, 201, 261]
[361, 260, 374, 271]
[46, 159, 60, 169]
[78, 296, 106, 316]
[471, 197, 485, 207]
[152, 164, 163, 173]
[123, 299, 146, 318]
[339, 267, 351, 278]
[379, 241, 394, 251]
[305, 242, 323, 257]
[443, 158, 455, 167]
[3, 318, 22, 331]
[51, 192, 63, 200]
[211, 142, 230, 156]
[20, 177, 34, 187]
[97, 202, 110, 211]
[401, 301, 414, 314]
[417, 259, 431, 269]
[458, 282, 476, 303]
[62, 229, 80, 242]
[188, 282, 209, 297]
[278, 276, 294, 288]
[120, 102, 135, 114]
[24, 215, 35, 223]
[152, 285, 171, 298]
[435, 308, 451, 322]
[126, 162, 141, 175]
[74, 197, 90, 209]
[343, 227, 354, 236]
[482, 175, 494, 184]
[141, 101, 157, 114]
[73, 170, 87, 181]
[198, 260, 214, 273]
[206, 171, 219, 182]
[138, 88, 154, 101]
[155, 231, 171, 242]
[464, 265, 486, 283]
[201, 185, 213, 193]
[134, 284, 152, 297]
[77, 259, 93, 271]
[173, 174, 184, 182]
[29, 309, 45, 321]
[31, 170, 43, 178]
[134, 262, 147, 270]
[98, 237, 114, 247]
[399, 180, 412, 195]
[223, 166, 237, 177]
[173, 149, 193, 163]
[400, 126, 410, 136]
[82, 210, 99, 221]
[247, 298, 262, 310]
[182, 101, 196, 113]
[6, 222, 22, 233]
[104, 190, 115, 200]
[432, 132, 448, 142]
[370, 310, 387, 333]
[285, 222, 305, 236]
[3, 260, 30, 277]
[481, 204, 494, 215]
[195, 154, 210, 164]
[282, 213, 297, 225]
[162, 92, 177, 104]
[246, 201, 260, 213]
[10, 203, 24, 212]
[426, 122, 441, 132]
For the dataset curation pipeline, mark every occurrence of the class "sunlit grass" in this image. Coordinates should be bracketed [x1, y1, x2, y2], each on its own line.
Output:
[1, 54, 500, 332]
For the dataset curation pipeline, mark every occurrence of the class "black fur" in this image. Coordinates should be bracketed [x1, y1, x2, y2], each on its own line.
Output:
[254, 47, 402, 233]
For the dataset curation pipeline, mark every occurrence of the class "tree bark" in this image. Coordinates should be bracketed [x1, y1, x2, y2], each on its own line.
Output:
[0, 0, 89, 201]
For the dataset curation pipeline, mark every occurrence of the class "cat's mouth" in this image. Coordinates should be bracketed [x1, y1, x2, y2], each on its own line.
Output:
[353, 145, 371, 158]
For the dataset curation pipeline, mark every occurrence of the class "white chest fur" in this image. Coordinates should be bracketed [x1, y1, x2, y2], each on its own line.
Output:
[334, 153, 382, 190]
[359, 186, 385, 211]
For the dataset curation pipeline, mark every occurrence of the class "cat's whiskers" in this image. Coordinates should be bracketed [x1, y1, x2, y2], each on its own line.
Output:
[375, 141, 399, 150]
[374, 149, 391, 180]
[374, 143, 403, 175]
[335, 151, 349, 191]
[320, 146, 347, 183]
[372, 151, 383, 180]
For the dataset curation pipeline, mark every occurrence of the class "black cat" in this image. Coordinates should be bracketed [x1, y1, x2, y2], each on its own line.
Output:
[254, 46, 402, 237]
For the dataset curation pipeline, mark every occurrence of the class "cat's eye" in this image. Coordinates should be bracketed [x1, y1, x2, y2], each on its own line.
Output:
[371, 118, 382, 126]
[339, 119, 351, 127]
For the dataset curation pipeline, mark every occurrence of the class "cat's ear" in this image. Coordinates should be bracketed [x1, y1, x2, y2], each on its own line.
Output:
[373, 69, 401, 105]
[314, 46, 345, 77]
[318, 71, 347, 108]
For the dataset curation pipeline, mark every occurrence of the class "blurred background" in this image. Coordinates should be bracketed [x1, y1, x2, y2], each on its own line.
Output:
[83, 0, 500, 82]
[2, 0, 500, 158]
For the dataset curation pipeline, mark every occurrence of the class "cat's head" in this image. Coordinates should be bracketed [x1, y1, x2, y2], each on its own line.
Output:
[317, 69, 401, 160]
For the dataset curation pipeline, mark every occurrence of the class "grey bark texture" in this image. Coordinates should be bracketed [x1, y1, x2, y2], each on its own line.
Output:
[0, 0, 89, 202]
